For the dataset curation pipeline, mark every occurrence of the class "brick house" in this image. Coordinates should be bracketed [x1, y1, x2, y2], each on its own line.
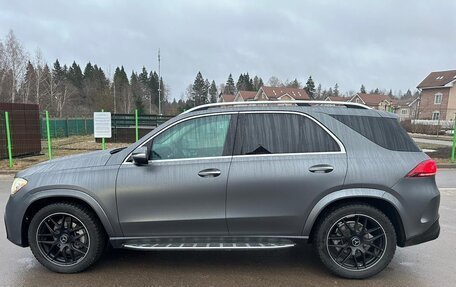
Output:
[391, 97, 420, 120]
[324, 96, 348, 102]
[349, 93, 393, 110]
[218, 94, 236, 102]
[234, 91, 257, 102]
[417, 70, 456, 120]
[253, 86, 310, 101]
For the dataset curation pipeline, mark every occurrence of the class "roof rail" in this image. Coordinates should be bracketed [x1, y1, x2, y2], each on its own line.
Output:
[182, 100, 371, 114]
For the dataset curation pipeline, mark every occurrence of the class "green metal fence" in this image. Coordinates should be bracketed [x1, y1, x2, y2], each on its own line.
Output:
[40, 118, 94, 139]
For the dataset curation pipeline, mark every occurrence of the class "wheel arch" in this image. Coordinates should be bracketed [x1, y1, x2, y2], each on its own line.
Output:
[21, 190, 114, 247]
[303, 189, 407, 247]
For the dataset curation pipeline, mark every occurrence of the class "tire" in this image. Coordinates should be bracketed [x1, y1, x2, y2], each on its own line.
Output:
[314, 204, 396, 279]
[28, 202, 107, 273]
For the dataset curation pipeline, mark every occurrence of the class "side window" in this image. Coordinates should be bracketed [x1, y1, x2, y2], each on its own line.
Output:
[151, 114, 232, 160]
[234, 113, 340, 155]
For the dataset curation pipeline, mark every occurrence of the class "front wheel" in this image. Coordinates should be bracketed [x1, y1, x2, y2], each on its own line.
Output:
[28, 202, 106, 273]
[314, 204, 396, 279]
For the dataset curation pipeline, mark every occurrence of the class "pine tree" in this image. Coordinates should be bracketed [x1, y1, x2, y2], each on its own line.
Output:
[316, 84, 322, 99]
[288, 78, 301, 89]
[192, 71, 207, 106]
[224, 74, 236, 94]
[67, 61, 83, 90]
[236, 73, 254, 91]
[334, 83, 340, 97]
[209, 80, 217, 103]
[404, 89, 412, 99]
[360, 84, 366, 94]
[130, 72, 145, 113]
[23, 61, 36, 103]
[304, 76, 316, 99]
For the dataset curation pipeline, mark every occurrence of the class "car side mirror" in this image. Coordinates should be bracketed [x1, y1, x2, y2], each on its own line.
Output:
[132, 146, 149, 165]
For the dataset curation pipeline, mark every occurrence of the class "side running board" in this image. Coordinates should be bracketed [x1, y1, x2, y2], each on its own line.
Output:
[123, 241, 296, 250]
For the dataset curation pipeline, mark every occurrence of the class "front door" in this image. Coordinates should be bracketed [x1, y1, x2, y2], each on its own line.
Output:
[116, 113, 236, 237]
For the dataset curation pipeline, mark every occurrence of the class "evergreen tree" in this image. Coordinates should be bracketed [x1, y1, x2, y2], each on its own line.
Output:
[334, 83, 340, 97]
[253, 76, 263, 91]
[360, 84, 366, 94]
[191, 71, 207, 105]
[404, 89, 412, 99]
[374, 88, 380, 94]
[304, 76, 316, 99]
[287, 78, 301, 89]
[236, 73, 254, 91]
[23, 61, 36, 103]
[130, 72, 145, 113]
[316, 83, 322, 99]
[224, 74, 236, 94]
[67, 61, 83, 90]
[209, 80, 217, 103]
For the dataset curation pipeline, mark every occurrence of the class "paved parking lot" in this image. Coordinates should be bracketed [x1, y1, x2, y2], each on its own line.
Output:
[1, 171, 455, 287]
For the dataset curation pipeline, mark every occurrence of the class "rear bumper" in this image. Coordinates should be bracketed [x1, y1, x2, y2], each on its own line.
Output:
[403, 218, 440, 247]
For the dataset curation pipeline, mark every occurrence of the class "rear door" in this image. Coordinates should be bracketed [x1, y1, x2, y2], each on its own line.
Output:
[226, 111, 347, 236]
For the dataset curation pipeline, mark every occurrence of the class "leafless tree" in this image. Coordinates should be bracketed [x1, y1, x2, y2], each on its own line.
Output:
[0, 40, 6, 98]
[55, 79, 77, 118]
[34, 48, 46, 106]
[4, 30, 27, 103]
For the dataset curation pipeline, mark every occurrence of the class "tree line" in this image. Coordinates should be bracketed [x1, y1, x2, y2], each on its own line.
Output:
[1, 29, 420, 117]
[0, 30, 181, 117]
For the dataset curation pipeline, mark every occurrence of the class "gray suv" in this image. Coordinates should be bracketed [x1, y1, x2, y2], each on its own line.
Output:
[4, 101, 440, 279]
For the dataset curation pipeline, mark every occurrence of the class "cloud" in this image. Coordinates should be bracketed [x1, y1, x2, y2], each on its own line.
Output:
[1, 0, 455, 98]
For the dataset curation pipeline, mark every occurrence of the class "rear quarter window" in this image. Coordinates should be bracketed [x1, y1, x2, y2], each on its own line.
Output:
[330, 115, 420, 152]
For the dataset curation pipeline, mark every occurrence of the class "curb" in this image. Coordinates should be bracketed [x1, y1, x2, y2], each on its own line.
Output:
[437, 164, 456, 169]
[0, 170, 18, 175]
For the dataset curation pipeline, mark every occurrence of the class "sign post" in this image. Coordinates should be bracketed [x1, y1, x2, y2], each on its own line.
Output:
[94, 111, 112, 150]
[452, 114, 456, 162]
[135, 109, 139, 141]
[4, 111, 13, 168]
[45, 111, 52, 159]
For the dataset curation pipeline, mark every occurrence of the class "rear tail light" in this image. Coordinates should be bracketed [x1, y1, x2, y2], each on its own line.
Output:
[406, 159, 437, 177]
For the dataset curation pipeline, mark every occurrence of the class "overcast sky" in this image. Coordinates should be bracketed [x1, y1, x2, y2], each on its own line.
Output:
[1, 0, 455, 99]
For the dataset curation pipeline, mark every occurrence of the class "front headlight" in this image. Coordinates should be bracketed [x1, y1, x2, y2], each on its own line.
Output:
[11, 178, 27, 196]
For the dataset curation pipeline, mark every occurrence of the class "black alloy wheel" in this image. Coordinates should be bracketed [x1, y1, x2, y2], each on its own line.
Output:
[326, 214, 386, 270]
[36, 213, 90, 266]
[314, 204, 396, 279]
[28, 202, 106, 273]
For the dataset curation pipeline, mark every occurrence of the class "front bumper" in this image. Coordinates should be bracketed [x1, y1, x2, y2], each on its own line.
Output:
[403, 218, 440, 247]
[4, 193, 28, 247]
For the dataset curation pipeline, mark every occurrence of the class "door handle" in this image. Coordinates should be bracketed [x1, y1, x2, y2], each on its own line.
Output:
[309, 164, 334, 173]
[198, 168, 221, 178]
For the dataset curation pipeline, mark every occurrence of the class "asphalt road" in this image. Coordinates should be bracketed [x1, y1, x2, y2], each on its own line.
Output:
[1, 171, 455, 287]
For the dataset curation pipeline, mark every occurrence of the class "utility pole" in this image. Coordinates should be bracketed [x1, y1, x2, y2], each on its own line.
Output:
[158, 49, 162, 115]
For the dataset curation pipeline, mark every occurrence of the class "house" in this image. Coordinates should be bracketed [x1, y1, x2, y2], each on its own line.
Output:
[392, 97, 420, 120]
[234, 91, 257, 102]
[253, 86, 310, 101]
[349, 93, 393, 110]
[417, 70, 456, 120]
[324, 96, 348, 102]
[218, 93, 236, 103]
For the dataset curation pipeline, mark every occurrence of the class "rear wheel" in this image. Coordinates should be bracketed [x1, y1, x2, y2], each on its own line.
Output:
[28, 202, 106, 273]
[314, 204, 396, 279]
